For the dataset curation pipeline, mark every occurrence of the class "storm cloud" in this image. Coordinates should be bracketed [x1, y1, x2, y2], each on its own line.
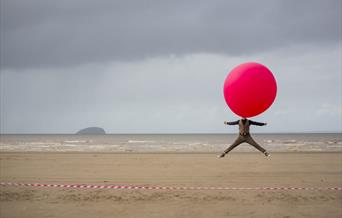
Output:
[1, 0, 340, 69]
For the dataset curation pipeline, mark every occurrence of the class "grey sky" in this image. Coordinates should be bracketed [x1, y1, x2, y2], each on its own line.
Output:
[0, 0, 341, 133]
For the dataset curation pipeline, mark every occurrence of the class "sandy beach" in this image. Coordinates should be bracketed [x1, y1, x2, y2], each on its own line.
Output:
[0, 152, 341, 218]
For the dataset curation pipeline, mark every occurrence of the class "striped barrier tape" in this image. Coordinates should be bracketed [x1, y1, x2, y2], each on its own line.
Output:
[1, 182, 341, 191]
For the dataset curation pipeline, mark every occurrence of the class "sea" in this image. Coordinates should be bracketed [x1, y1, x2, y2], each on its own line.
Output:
[0, 133, 341, 153]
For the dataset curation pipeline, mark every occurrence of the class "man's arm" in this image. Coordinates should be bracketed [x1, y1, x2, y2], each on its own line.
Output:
[224, 120, 239, 125]
[250, 120, 267, 126]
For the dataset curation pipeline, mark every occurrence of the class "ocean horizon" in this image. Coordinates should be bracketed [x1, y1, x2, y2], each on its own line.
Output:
[1, 133, 341, 153]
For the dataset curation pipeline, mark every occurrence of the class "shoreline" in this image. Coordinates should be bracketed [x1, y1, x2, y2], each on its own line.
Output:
[1, 151, 341, 154]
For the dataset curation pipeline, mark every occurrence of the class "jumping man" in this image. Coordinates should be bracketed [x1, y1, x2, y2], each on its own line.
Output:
[219, 118, 270, 158]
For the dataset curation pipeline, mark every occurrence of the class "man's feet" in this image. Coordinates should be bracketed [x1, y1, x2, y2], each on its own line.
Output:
[264, 151, 270, 157]
[218, 153, 226, 158]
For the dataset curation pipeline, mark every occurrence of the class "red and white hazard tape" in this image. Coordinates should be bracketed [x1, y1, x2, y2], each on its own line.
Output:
[1, 182, 341, 191]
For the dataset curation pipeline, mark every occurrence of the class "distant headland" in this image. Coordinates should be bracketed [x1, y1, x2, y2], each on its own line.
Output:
[76, 127, 106, 135]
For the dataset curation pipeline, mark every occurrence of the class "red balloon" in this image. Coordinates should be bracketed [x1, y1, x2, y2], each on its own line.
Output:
[223, 62, 277, 118]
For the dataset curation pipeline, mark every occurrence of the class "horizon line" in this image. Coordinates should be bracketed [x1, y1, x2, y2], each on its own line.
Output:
[1, 131, 341, 135]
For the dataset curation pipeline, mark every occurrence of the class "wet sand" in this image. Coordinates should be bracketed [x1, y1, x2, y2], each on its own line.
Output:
[1, 152, 341, 218]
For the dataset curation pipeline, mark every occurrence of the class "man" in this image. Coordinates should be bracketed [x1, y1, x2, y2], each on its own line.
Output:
[218, 118, 270, 158]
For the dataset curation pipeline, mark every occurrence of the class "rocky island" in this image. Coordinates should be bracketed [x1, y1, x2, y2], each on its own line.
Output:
[76, 127, 106, 135]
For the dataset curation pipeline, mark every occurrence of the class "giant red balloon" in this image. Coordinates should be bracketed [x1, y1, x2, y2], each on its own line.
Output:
[223, 62, 277, 118]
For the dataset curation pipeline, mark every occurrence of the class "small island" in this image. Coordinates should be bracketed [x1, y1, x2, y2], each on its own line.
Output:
[76, 127, 106, 135]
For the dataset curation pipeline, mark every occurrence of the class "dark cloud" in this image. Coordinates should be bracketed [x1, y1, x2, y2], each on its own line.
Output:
[1, 0, 341, 69]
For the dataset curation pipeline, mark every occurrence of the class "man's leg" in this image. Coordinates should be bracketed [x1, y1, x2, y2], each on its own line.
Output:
[219, 136, 244, 157]
[245, 136, 269, 156]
